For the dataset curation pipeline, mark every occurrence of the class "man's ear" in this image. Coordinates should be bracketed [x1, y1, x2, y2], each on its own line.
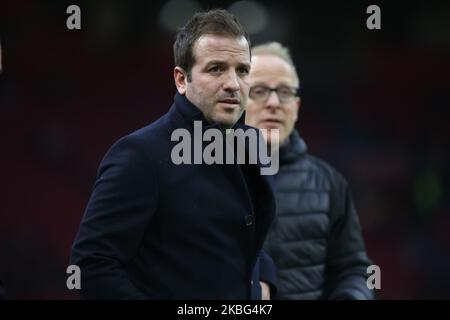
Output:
[296, 96, 301, 112]
[174, 66, 187, 95]
[293, 96, 301, 123]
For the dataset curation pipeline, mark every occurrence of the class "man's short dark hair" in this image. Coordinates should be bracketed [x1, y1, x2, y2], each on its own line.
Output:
[174, 9, 250, 81]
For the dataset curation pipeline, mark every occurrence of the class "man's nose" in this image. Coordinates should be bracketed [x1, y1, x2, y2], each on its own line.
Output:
[265, 90, 281, 109]
[223, 70, 240, 92]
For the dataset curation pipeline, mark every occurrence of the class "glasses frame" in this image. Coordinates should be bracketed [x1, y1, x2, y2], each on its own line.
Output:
[249, 85, 300, 103]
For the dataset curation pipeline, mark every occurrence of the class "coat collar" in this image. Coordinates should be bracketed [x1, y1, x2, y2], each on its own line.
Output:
[171, 92, 247, 131]
[279, 129, 308, 164]
[169, 92, 275, 174]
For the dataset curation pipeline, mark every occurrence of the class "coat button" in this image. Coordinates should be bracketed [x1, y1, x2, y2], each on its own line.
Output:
[244, 214, 254, 226]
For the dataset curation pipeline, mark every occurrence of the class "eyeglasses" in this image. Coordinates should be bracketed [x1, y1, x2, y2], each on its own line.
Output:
[249, 85, 299, 103]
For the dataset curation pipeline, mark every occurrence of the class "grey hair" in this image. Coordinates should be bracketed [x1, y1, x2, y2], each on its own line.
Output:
[251, 42, 300, 88]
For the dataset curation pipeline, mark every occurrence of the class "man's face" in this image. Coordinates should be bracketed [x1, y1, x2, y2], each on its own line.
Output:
[175, 35, 251, 128]
[245, 55, 300, 145]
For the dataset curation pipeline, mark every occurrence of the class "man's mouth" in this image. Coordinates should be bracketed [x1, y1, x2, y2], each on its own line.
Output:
[261, 119, 283, 128]
[218, 98, 240, 106]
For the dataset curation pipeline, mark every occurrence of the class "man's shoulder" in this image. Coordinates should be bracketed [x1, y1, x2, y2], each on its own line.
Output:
[102, 113, 173, 162]
[282, 150, 348, 188]
[302, 154, 349, 189]
[126, 111, 176, 143]
[129, 113, 171, 140]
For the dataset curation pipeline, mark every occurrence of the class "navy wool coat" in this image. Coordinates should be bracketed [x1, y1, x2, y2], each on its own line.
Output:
[70, 93, 276, 299]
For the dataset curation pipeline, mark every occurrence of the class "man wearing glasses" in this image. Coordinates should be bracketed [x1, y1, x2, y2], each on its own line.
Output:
[246, 42, 374, 299]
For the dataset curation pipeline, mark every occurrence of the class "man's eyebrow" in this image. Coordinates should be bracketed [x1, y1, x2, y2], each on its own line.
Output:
[252, 81, 291, 87]
[251, 81, 269, 87]
[204, 60, 226, 67]
[238, 62, 251, 70]
[203, 60, 250, 69]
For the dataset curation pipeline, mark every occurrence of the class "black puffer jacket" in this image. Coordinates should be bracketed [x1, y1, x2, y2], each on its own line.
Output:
[265, 130, 374, 299]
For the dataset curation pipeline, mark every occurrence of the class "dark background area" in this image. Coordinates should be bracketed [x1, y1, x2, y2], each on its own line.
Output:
[0, 0, 449, 299]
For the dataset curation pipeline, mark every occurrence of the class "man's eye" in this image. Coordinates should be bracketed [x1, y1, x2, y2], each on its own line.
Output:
[278, 88, 292, 96]
[252, 87, 268, 95]
[237, 67, 249, 76]
[209, 66, 222, 73]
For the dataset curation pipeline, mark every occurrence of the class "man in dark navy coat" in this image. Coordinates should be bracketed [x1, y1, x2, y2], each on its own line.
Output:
[70, 9, 277, 299]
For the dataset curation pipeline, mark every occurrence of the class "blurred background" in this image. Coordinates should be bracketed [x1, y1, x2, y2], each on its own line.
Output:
[0, 0, 449, 299]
